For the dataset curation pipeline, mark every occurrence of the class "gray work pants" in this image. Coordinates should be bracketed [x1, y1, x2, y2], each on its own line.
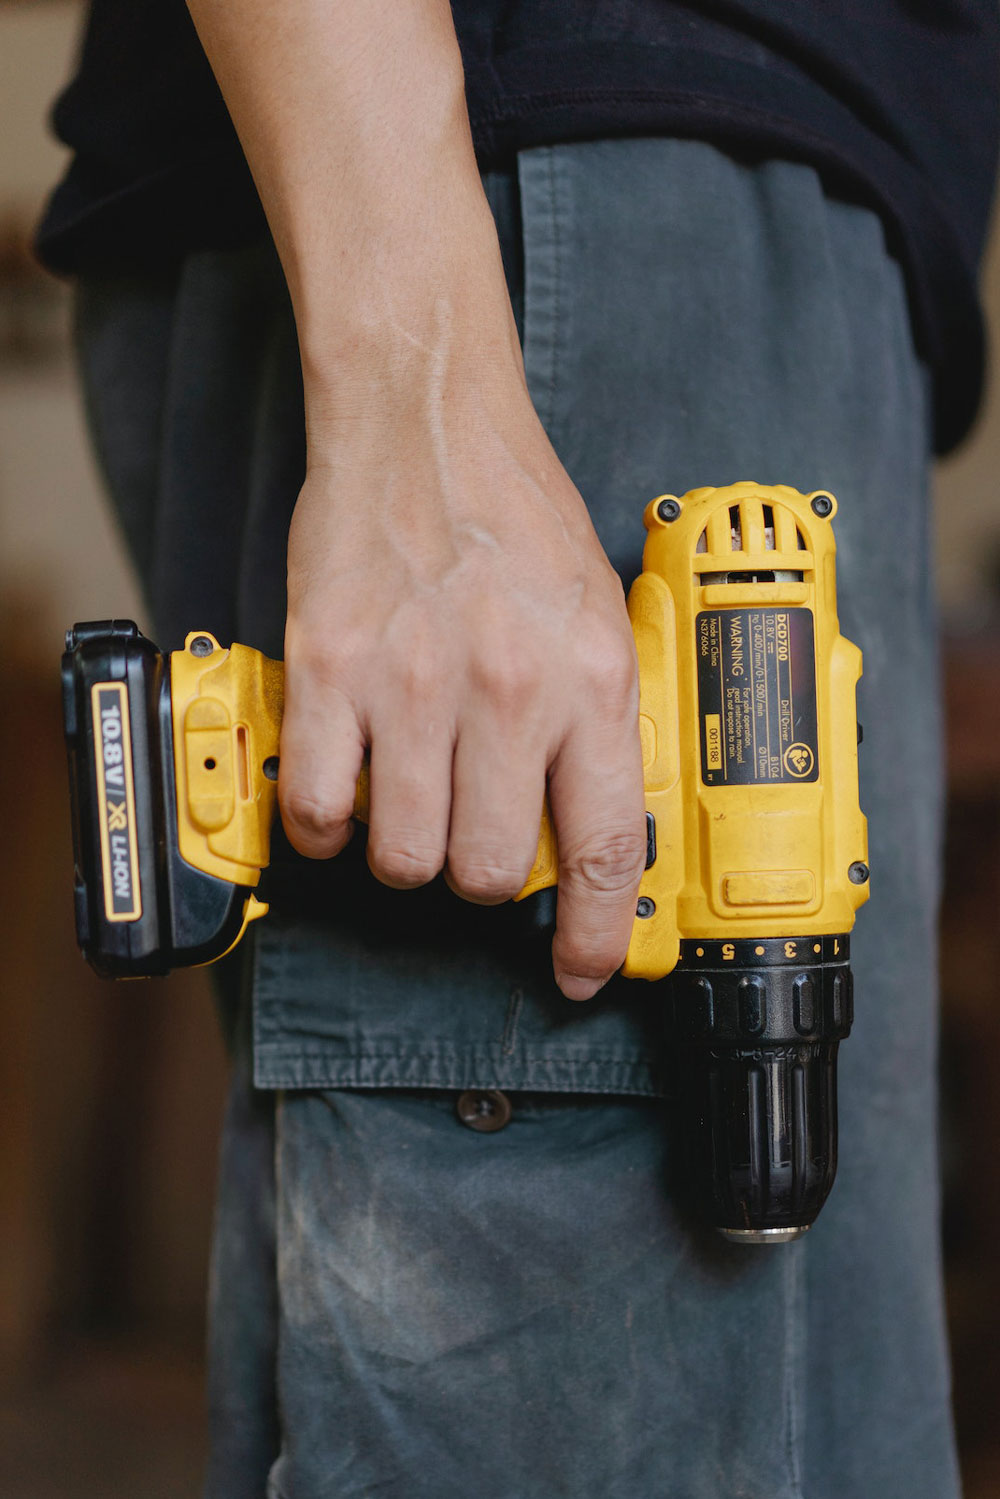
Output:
[76, 139, 955, 1498]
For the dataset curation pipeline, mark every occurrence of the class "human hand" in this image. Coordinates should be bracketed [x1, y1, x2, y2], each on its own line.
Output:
[185, 0, 645, 997]
[279, 323, 646, 1001]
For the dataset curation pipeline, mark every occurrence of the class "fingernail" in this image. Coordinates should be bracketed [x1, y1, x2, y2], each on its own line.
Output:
[556, 972, 610, 1002]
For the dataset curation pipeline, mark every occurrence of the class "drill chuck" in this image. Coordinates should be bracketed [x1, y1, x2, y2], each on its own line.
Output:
[667, 936, 853, 1239]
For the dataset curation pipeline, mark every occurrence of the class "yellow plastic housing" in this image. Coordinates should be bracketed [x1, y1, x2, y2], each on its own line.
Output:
[171, 632, 370, 894]
[522, 482, 868, 979]
[171, 632, 284, 889]
[171, 484, 867, 984]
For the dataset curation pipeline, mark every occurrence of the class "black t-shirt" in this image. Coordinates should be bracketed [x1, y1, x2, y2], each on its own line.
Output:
[36, 0, 1000, 452]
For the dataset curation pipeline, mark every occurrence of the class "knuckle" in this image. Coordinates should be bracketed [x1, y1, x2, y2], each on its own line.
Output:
[395, 655, 445, 708]
[579, 627, 637, 703]
[469, 651, 537, 713]
[369, 835, 445, 889]
[448, 844, 528, 903]
[288, 627, 363, 695]
[568, 828, 646, 894]
[280, 787, 351, 848]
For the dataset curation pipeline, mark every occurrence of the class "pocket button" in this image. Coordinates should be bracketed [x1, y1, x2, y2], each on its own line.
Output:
[456, 1089, 512, 1133]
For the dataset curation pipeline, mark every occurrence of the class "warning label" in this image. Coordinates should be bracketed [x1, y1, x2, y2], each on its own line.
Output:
[696, 608, 818, 785]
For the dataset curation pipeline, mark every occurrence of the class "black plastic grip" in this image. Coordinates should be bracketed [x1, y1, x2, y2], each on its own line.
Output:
[666, 936, 853, 1236]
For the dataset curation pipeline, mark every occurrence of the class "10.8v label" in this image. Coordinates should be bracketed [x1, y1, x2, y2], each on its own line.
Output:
[91, 682, 142, 921]
[697, 608, 818, 785]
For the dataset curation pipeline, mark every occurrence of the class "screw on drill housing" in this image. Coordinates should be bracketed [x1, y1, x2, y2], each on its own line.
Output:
[657, 497, 682, 522]
[811, 494, 834, 517]
[263, 757, 280, 781]
[848, 861, 870, 884]
[190, 635, 215, 657]
[636, 897, 656, 918]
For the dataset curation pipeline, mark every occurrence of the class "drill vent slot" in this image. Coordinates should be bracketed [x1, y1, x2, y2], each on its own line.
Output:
[696, 498, 803, 583]
[761, 504, 775, 549]
[726, 503, 777, 551]
[699, 568, 804, 584]
[695, 499, 808, 583]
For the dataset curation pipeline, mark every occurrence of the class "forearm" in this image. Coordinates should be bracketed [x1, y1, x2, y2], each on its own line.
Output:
[187, 0, 646, 999]
[185, 0, 514, 411]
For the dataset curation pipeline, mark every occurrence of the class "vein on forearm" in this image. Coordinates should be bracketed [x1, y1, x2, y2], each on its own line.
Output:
[186, 0, 499, 381]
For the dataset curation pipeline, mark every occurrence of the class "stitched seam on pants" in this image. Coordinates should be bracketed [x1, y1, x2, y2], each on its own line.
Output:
[501, 988, 525, 1055]
[518, 146, 562, 437]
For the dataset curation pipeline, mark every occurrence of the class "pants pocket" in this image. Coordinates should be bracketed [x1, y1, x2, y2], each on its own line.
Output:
[268, 1086, 805, 1499]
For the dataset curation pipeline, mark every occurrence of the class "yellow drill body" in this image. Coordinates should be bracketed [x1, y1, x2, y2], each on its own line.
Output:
[168, 483, 868, 976]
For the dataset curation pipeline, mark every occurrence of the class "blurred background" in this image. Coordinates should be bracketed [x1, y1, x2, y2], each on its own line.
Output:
[1, 2, 999, 1495]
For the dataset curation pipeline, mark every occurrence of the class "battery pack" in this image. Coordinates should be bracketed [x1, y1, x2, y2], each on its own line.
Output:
[62, 620, 259, 977]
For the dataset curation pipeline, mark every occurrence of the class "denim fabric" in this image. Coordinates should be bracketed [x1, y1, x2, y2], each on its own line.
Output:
[75, 139, 957, 1498]
[266, 1089, 808, 1499]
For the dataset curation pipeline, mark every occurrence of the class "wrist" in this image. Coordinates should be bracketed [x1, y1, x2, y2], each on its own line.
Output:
[297, 224, 524, 439]
[297, 191, 512, 365]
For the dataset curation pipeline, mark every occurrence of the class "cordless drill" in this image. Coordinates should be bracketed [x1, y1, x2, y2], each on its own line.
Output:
[63, 482, 869, 1240]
